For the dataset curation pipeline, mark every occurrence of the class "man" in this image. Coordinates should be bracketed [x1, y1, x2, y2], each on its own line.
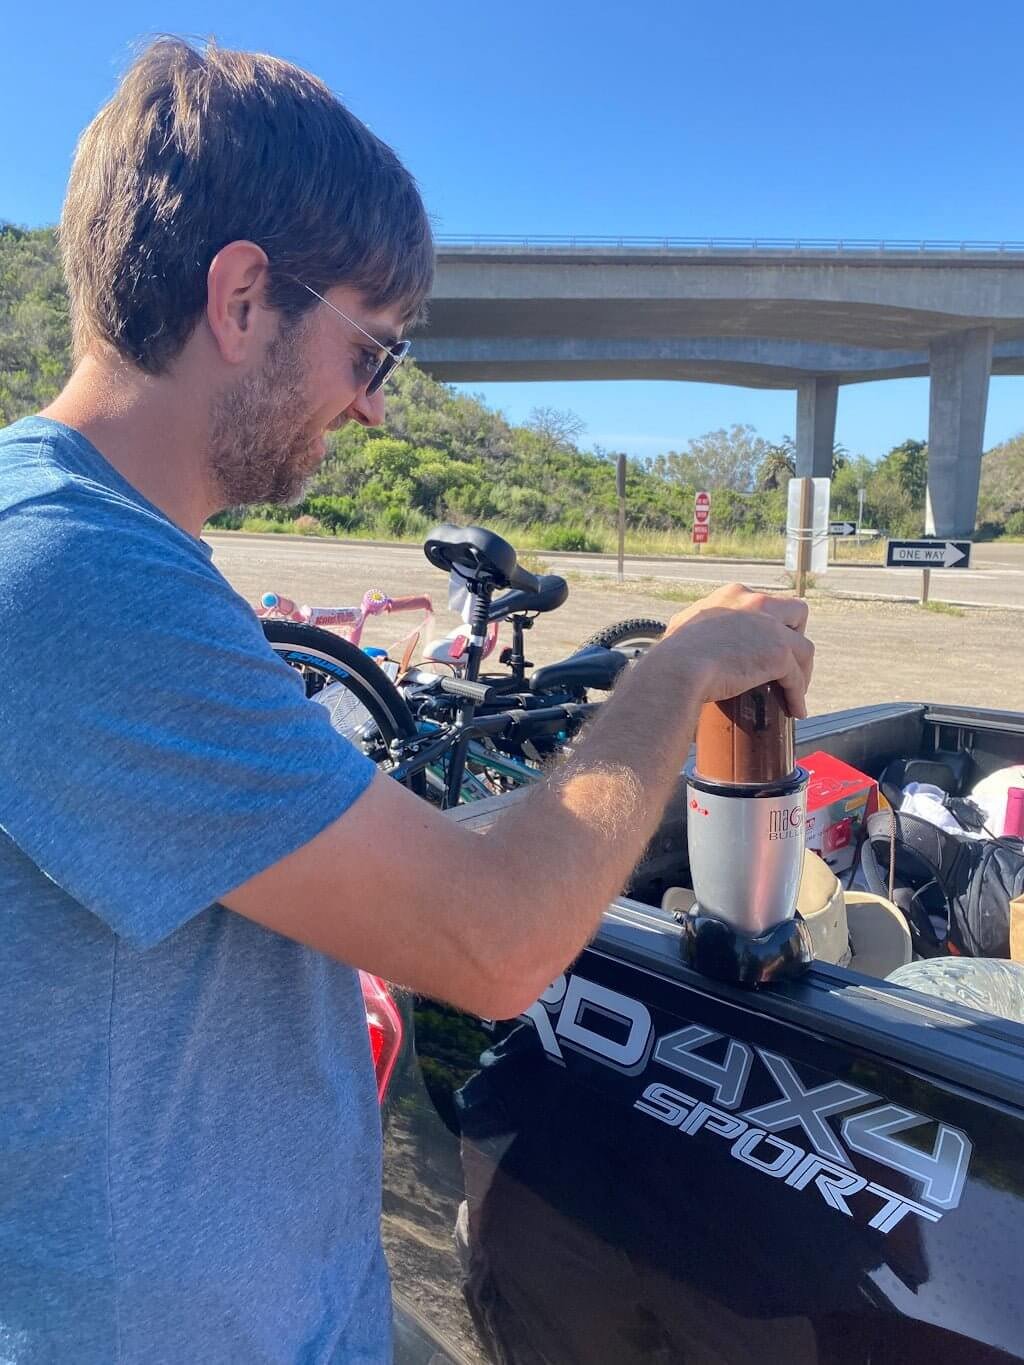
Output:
[0, 38, 813, 1364]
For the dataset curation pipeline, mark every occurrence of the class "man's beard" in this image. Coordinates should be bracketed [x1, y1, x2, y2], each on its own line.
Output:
[208, 319, 323, 508]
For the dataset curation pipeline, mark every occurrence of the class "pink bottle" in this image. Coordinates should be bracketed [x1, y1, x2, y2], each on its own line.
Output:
[1004, 787, 1024, 839]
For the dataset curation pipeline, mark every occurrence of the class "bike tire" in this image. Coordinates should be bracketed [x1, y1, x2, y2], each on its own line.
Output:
[261, 620, 426, 796]
[578, 617, 666, 660]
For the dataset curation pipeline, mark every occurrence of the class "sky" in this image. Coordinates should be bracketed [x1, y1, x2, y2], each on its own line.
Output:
[3, 0, 1024, 462]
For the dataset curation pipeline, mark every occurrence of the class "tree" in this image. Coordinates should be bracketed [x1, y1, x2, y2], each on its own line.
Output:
[831, 454, 873, 520]
[756, 437, 796, 491]
[978, 433, 1024, 529]
[859, 438, 927, 536]
[0, 223, 72, 424]
[525, 406, 586, 449]
[876, 438, 928, 505]
[755, 436, 849, 491]
[651, 424, 770, 492]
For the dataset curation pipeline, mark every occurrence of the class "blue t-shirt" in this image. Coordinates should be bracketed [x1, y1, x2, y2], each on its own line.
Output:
[0, 417, 391, 1363]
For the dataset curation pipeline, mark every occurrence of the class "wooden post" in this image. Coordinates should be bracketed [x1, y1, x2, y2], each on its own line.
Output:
[921, 568, 931, 606]
[795, 477, 813, 598]
[616, 454, 626, 585]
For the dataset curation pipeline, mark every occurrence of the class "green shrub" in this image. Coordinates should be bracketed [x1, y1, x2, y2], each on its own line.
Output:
[1004, 511, 1024, 536]
[381, 505, 410, 537]
[244, 503, 296, 525]
[206, 508, 245, 530]
[368, 504, 429, 540]
[239, 516, 294, 533]
[537, 522, 603, 553]
[975, 520, 1006, 542]
[302, 494, 362, 533]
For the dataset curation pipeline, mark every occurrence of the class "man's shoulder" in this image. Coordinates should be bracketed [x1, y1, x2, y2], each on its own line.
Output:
[0, 416, 75, 515]
[0, 417, 218, 593]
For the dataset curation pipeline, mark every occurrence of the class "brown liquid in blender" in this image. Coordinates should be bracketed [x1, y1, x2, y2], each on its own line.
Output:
[694, 683, 794, 785]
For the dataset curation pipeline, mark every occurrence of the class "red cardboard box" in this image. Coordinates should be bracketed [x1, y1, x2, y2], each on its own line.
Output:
[801, 751, 879, 875]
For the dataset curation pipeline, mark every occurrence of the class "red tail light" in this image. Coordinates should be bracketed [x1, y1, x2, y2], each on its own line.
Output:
[359, 971, 403, 1103]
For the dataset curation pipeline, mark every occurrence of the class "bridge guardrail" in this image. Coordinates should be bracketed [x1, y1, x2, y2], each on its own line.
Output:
[435, 234, 1024, 254]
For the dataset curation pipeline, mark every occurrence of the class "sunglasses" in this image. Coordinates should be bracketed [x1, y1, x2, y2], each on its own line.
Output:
[299, 282, 411, 395]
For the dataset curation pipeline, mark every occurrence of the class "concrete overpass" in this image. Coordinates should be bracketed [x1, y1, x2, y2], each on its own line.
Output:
[411, 238, 1024, 538]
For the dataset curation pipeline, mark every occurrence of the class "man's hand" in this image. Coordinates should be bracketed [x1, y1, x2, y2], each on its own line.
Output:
[652, 583, 814, 718]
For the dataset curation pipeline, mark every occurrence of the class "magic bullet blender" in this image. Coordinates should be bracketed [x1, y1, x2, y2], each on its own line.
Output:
[679, 683, 814, 985]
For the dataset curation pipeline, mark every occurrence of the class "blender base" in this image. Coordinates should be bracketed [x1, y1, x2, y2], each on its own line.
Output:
[676, 909, 814, 986]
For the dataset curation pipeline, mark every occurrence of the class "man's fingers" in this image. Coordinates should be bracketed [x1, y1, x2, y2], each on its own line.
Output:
[758, 594, 809, 634]
[792, 631, 815, 688]
[777, 632, 814, 719]
[778, 667, 808, 720]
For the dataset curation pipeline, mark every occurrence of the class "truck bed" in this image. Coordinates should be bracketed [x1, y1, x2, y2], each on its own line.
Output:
[385, 703, 1024, 1364]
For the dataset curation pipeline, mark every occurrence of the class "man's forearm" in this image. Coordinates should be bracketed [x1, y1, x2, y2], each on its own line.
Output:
[484, 650, 708, 1001]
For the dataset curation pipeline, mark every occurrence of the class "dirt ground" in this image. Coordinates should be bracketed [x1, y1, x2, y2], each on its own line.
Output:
[210, 536, 1023, 715]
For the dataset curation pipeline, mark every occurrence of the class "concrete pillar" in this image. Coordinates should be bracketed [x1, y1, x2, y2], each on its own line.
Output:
[926, 327, 993, 538]
[795, 377, 839, 478]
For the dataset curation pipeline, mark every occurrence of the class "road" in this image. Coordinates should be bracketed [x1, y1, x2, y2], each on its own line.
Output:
[209, 534, 1024, 610]
[511, 540, 1024, 610]
[208, 533, 1024, 714]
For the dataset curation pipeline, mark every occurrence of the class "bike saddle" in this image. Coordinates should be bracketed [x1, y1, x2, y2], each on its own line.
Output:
[424, 524, 519, 586]
[400, 667, 445, 693]
[530, 646, 627, 694]
[489, 575, 569, 620]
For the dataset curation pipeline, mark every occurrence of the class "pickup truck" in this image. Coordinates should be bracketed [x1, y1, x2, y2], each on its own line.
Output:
[378, 701, 1024, 1365]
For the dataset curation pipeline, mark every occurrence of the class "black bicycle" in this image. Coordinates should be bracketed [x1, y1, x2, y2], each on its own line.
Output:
[262, 524, 662, 807]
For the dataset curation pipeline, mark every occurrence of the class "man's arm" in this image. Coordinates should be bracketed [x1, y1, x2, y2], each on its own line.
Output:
[223, 585, 813, 1018]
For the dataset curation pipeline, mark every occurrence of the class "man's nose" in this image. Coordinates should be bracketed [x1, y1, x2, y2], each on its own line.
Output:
[348, 386, 386, 428]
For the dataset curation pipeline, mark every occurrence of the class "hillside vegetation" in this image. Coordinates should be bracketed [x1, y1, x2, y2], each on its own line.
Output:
[2, 223, 1021, 549]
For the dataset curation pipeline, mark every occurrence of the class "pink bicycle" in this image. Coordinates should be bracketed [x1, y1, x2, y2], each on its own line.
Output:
[256, 587, 435, 675]
[255, 586, 501, 674]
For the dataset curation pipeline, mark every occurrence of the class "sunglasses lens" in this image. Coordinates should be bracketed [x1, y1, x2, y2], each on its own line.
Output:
[366, 342, 410, 396]
[366, 358, 393, 397]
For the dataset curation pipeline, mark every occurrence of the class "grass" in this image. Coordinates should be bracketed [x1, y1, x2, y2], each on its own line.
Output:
[217, 517, 888, 565]
[517, 525, 885, 563]
[921, 599, 966, 617]
[515, 550, 552, 577]
[782, 570, 819, 592]
[639, 583, 714, 606]
[237, 515, 329, 536]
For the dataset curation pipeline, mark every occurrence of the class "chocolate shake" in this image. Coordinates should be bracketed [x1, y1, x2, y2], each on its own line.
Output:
[695, 683, 794, 787]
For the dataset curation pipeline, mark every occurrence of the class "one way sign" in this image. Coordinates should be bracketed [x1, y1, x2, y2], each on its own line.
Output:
[828, 521, 857, 537]
[886, 539, 972, 570]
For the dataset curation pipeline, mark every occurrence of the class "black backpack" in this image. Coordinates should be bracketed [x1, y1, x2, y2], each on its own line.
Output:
[860, 809, 1024, 959]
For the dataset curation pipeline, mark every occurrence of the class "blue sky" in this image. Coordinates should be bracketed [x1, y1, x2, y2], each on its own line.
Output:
[4, 0, 1023, 461]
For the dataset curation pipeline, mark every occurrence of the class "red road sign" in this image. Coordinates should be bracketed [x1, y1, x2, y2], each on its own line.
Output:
[692, 523, 709, 544]
[694, 490, 711, 525]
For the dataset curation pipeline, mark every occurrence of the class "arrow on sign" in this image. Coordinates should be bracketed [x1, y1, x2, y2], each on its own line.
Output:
[828, 522, 856, 536]
[941, 542, 967, 568]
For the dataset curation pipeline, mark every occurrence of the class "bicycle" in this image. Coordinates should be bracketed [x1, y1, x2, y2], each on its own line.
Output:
[262, 524, 643, 806]
[256, 586, 434, 676]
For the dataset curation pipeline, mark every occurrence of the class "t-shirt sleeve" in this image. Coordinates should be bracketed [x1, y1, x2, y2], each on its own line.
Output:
[0, 506, 378, 948]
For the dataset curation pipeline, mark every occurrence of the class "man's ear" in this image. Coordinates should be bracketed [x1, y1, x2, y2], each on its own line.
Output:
[205, 241, 272, 365]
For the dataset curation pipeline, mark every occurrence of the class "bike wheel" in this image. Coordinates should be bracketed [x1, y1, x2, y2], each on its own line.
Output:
[578, 617, 666, 660]
[261, 620, 426, 796]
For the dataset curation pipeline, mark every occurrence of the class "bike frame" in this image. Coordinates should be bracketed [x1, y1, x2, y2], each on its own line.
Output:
[257, 589, 434, 672]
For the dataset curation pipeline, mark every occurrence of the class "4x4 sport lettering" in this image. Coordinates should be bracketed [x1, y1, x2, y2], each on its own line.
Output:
[522, 974, 972, 1235]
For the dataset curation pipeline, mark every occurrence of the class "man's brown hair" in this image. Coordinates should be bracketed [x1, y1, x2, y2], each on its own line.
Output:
[60, 38, 434, 372]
